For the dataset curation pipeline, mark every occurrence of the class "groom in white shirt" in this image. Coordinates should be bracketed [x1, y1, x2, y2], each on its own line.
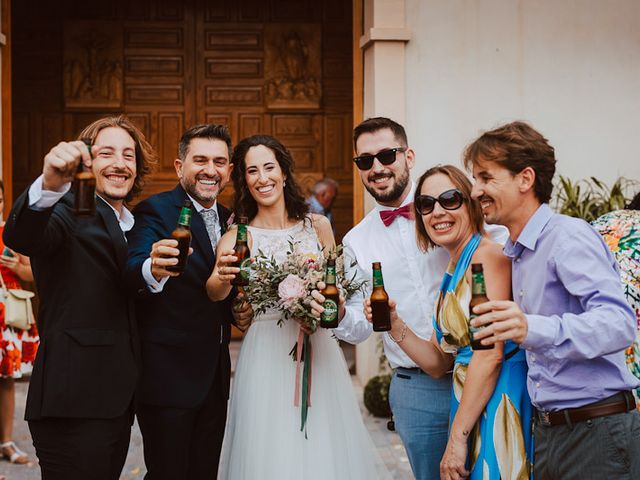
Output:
[333, 117, 452, 479]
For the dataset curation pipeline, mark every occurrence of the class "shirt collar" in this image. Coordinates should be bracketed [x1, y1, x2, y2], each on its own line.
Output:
[504, 203, 553, 258]
[96, 195, 134, 232]
[375, 182, 416, 212]
[186, 193, 217, 213]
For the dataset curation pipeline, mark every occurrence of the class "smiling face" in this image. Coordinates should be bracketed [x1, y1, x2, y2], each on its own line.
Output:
[244, 144, 286, 209]
[91, 127, 137, 208]
[175, 137, 232, 209]
[471, 157, 523, 229]
[355, 128, 414, 207]
[420, 173, 474, 254]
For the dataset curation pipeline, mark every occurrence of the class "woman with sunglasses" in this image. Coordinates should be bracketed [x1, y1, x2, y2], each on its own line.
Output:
[365, 165, 533, 480]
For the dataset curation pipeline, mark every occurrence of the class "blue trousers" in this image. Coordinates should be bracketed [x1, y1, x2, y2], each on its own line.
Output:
[389, 368, 452, 480]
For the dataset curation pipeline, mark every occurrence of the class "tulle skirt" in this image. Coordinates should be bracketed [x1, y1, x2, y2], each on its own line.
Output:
[219, 312, 390, 479]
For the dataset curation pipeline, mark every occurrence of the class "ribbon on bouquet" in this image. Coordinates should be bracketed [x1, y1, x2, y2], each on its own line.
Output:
[293, 327, 313, 436]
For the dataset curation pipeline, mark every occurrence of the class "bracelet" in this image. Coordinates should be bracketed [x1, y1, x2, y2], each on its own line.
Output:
[388, 322, 408, 344]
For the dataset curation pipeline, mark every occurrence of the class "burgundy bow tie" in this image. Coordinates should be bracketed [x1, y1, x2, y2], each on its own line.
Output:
[379, 203, 414, 227]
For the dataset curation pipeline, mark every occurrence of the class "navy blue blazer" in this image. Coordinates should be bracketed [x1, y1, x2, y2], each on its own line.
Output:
[125, 185, 234, 409]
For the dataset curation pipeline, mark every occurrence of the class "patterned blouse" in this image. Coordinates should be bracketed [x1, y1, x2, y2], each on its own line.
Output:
[592, 209, 640, 396]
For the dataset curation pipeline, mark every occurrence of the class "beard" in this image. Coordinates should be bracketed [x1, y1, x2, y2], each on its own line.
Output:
[364, 167, 411, 204]
[182, 174, 222, 205]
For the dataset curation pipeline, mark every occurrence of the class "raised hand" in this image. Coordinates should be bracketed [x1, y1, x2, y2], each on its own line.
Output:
[310, 281, 346, 323]
[42, 140, 92, 192]
[364, 297, 407, 339]
[149, 239, 193, 280]
[214, 249, 240, 284]
[470, 300, 529, 345]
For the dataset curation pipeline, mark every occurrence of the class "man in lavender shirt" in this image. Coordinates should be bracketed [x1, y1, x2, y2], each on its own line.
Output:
[464, 121, 640, 479]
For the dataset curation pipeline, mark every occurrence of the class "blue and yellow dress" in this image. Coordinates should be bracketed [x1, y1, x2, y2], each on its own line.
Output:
[433, 234, 533, 479]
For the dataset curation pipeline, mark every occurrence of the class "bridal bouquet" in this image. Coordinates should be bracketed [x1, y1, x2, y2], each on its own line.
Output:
[245, 241, 365, 334]
[243, 240, 366, 435]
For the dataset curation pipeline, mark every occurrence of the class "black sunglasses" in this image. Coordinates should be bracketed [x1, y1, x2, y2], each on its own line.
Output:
[353, 147, 406, 171]
[414, 189, 465, 215]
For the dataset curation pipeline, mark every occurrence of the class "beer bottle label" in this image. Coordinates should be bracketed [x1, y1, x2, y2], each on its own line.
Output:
[471, 272, 486, 295]
[325, 265, 336, 284]
[236, 224, 248, 242]
[239, 257, 252, 280]
[178, 207, 192, 227]
[322, 299, 338, 323]
[372, 268, 384, 288]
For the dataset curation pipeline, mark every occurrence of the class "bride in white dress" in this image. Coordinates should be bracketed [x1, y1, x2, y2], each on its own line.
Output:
[207, 135, 390, 479]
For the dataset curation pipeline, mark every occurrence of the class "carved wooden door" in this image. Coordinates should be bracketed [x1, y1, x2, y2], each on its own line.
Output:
[12, 0, 353, 240]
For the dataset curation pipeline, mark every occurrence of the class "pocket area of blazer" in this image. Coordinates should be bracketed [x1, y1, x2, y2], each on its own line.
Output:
[65, 328, 116, 346]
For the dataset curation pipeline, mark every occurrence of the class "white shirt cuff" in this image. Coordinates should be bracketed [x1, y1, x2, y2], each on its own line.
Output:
[28, 175, 71, 210]
[142, 257, 170, 293]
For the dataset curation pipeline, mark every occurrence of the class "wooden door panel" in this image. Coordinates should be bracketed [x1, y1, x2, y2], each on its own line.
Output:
[12, 0, 353, 239]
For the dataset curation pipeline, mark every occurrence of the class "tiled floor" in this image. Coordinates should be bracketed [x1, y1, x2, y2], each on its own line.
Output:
[1, 341, 414, 479]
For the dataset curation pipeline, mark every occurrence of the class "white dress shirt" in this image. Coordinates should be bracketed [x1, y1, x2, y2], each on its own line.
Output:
[333, 182, 508, 369]
[142, 195, 219, 293]
[28, 174, 134, 232]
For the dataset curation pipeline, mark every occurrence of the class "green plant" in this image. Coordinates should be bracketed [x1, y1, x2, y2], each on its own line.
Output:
[363, 335, 392, 418]
[363, 374, 392, 418]
[552, 176, 638, 222]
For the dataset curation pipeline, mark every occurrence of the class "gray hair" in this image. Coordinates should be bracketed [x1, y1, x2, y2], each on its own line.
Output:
[312, 177, 339, 195]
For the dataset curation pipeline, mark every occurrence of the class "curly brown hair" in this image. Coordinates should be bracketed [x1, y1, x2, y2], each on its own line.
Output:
[231, 135, 308, 222]
[414, 165, 485, 251]
[78, 115, 157, 202]
[463, 121, 556, 204]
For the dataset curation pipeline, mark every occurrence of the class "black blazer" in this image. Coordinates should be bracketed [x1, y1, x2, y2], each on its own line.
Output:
[124, 185, 234, 409]
[3, 188, 138, 421]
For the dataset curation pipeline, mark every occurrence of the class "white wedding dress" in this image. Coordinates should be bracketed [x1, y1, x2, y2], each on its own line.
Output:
[219, 220, 390, 479]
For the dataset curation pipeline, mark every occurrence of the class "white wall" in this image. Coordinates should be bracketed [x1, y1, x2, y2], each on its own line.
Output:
[404, 0, 640, 189]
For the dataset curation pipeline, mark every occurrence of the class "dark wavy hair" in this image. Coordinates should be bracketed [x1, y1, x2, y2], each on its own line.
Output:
[78, 115, 157, 202]
[353, 117, 408, 150]
[414, 164, 485, 251]
[231, 135, 308, 222]
[463, 121, 556, 204]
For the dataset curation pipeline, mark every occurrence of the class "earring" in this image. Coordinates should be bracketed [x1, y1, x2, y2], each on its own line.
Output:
[283, 180, 287, 187]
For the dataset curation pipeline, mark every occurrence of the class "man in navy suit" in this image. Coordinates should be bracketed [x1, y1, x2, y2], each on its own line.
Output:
[125, 124, 249, 479]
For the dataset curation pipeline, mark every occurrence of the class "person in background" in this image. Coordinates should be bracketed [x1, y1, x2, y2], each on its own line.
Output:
[592, 191, 640, 402]
[0, 180, 38, 466]
[306, 177, 338, 229]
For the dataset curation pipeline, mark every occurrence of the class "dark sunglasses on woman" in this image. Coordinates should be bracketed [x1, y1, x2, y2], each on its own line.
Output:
[353, 147, 406, 171]
[414, 189, 465, 215]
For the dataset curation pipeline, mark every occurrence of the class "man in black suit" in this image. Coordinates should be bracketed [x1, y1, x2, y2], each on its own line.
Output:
[2, 115, 155, 479]
[125, 124, 249, 479]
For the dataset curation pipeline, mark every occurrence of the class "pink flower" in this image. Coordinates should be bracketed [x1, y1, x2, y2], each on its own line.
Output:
[278, 274, 307, 307]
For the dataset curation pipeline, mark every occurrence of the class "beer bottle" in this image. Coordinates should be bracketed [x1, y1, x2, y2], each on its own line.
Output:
[231, 216, 251, 287]
[320, 257, 340, 328]
[166, 200, 193, 273]
[74, 138, 97, 216]
[370, 262, 391, 332]
[469, 263, 494, 350]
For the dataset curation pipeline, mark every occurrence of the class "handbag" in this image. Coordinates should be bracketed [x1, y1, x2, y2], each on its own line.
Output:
[0, 272, 35, 330]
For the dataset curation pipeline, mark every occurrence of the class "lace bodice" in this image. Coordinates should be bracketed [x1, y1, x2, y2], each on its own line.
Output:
[248, 219, 322, 264]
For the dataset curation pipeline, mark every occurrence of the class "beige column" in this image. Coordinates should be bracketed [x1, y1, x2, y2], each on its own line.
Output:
[355, 0, 411, 384]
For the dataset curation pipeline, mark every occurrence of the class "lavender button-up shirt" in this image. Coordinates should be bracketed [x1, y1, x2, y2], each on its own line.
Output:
[504, 203, 639, 411]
